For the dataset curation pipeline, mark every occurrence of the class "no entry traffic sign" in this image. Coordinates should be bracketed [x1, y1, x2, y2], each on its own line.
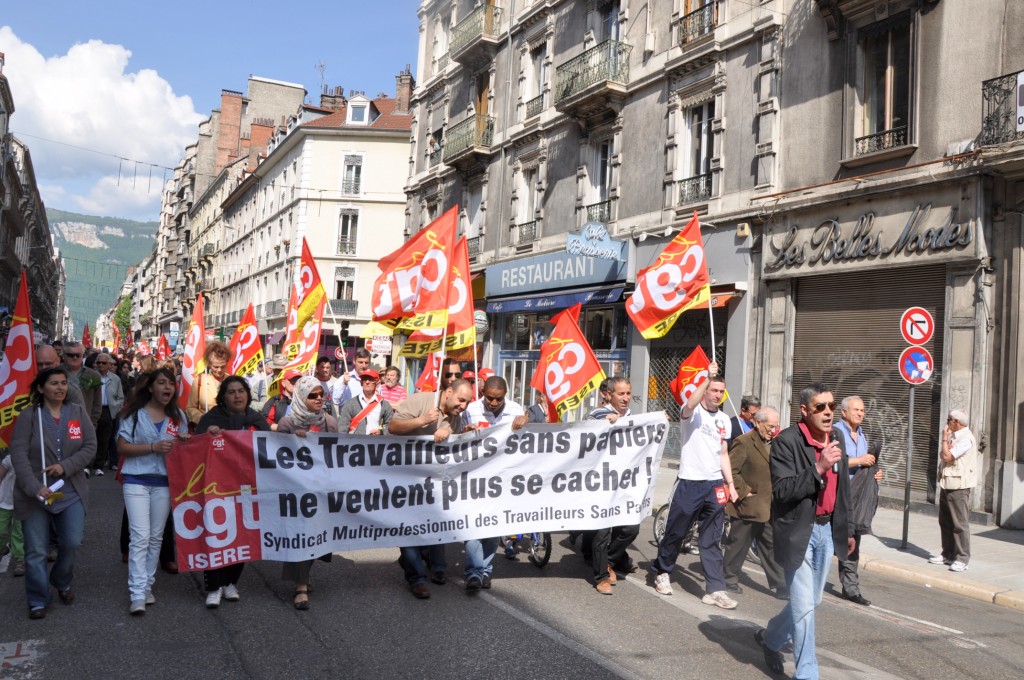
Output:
[898, 346, 934, 385]
[900, 307, 934, 346]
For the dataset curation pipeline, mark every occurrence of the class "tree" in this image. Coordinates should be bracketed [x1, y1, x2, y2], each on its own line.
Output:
[114, 296, 132, 337]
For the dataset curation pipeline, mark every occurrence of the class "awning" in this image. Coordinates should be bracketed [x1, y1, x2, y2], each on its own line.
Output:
[486, 287, 623, 314]
[708, 290, 735, 308]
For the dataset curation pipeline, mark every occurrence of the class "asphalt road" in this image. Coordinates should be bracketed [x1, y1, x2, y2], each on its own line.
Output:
[1, 475, 1022, 679]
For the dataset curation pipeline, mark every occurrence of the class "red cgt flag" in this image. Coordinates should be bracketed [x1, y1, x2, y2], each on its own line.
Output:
[178, 295, 207, 404]
[156, 335, 172, 360]
[282, 283, 301, 360]
[626, 211, 710, 339]
[82, 323, 92, 349]
[668, 346, 712, 406]
[414, 353, 443, 392]
[0, 272, 37, 448]
[401, 236, 476, 357]
[229, 303, 265, 377]
[530, 303, 605, 422]
[111, 319, 121, 352]
[295, 238, 327, 333]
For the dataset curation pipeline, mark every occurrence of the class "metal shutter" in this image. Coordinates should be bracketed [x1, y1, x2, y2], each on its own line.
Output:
[790, 265, 945, 502]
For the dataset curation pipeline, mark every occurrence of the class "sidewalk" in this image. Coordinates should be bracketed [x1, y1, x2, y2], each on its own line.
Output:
[652, 458, 1024, 613]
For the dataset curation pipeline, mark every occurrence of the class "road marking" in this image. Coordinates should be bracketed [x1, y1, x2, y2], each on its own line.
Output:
[1, 639, 45, 674]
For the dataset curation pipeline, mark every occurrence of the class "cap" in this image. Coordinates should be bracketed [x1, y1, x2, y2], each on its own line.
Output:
[269, 353, 290, 369]
[462, 370, 476, 380]
[478, 368, 495, 380]
[283, 369, 302, 381]
[360, 369, 380, 381]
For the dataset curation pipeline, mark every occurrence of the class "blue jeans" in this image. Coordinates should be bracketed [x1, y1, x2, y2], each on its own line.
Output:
[22, 501, 85, 611]
[765, 521, 833, 680]
[399, 545, 448, 586]
[124, 484, 170, 601]
[653, 478, 727, 593]
[463, 537, 500, 580]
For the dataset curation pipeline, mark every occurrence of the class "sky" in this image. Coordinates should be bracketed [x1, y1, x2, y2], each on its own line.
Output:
[1, 1, 419, 223]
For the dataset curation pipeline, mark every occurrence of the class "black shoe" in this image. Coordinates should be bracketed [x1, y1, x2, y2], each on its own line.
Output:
[754, 628, 785, 674]
[772, 587, 790, 600]
[726, 583, 743, 594]
[29, 607, 46, 620]
[481, 573, 492, 590]
[430, 571, 447, 586]
[843, 592, 871, 606]
[465, 575, 483, 593]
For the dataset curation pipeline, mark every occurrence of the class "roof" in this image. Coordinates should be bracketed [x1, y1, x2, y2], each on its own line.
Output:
[301, 97, 411, 132]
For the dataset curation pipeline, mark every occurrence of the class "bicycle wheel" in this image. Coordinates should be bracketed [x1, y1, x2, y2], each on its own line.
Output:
[652, 503, 669, 544]
[526, 532, 552, 568]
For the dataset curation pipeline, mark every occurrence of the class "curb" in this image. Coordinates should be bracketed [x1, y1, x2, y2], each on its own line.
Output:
[860, 553, 1024, 612]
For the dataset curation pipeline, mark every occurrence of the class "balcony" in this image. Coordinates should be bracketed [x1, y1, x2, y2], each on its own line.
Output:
[429, 147, 443, 168]
[855, 126, 908, 156]
[678, 172, 712, 205]
[450, 3, 502, 66]
[467, 236, 482, 258]
[328, 298, 359, 317]
[265, 299, 286, 317]
[341, 178, 361, 195]
[524, 94, 544, 120]
[200, 243, 216, 261]
[337, 236, 357, 256]
[434, 52, 450, 77]
[581, 200, 611, 225]
[515, 220, 538, 245]
[981, 70, 1024, 146]
[555, 40, 632, 122]
[675, 1, 718, 46]
[442, 115, 495, 170]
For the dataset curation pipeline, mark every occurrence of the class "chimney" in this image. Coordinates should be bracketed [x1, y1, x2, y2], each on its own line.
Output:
[395, 64, 415, 113]
[320, 84, 346, 111]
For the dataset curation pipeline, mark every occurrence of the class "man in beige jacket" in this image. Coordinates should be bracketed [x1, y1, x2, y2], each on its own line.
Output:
[928, 409, 978, 573]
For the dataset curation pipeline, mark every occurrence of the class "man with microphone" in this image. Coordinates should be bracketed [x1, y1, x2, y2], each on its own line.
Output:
[755, 383, 855, 679]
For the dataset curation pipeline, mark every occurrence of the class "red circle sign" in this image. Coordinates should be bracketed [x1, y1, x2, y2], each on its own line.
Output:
[898, 346, 934, 385]
[363, 340, 373, 353]
[900, 307, 934, 346]
[334, 347, 345, 360]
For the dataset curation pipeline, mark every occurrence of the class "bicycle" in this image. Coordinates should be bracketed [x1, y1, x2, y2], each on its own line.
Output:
[502, 532, 552, 568]
[652, 503, 760, 564]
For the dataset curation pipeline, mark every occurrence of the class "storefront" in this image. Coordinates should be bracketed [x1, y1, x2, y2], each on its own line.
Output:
[757, 177, 988, 507]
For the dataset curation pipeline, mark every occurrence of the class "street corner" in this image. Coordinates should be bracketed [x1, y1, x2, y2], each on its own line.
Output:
[860, 555, 1003, 606]
[992, 591, 1024, 613]
[0, 639, 46, 676]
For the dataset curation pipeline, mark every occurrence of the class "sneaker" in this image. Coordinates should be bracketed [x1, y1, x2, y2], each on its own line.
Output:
[504, 539, 518, 560]
[481, 574, 492, 590]
[12, 558, 25, 577]
[93, 468, 104, 477]
[654, 572, 673, 596]
[223, 584, 240, 601]
[702, 590, 739, 610]
[145, 591, 156, 605]
[206, 588, 222, 608]
[130, 600, 146, 615]
[465, 575, 483, 593]
[928, 555, 951, 565]
[949, 561, 968, 572]
[84, 468, 91, 478]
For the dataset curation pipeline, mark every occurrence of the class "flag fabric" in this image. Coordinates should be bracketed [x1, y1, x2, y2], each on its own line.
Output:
[111, 319, 121, 352]
[0, 272, 36, 448]
[82, 323, 92, 349]
[626, 211, 710, 339]
[157, 335, 172, 360]
[282, 284, 301, 360]
[295, 238, 327, 333]
[667, 346, 713, 406]
[229, 303, 265, 377]
[530, 304, 605, 422]
[414, 353, 443, 392]
[400, 236, 477, 357]
[281, 297, 326, 378]
[372, 206, 458, 329]
[178, 295, 207, 404]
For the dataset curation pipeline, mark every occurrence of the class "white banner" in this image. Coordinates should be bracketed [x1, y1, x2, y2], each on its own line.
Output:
[168, 412, 669, 571]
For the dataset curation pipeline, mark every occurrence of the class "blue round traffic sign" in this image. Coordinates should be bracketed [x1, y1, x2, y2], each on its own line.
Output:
[898, 346, 934, 385]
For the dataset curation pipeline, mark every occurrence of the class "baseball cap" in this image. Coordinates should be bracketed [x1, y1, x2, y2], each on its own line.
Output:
[283, 369, 302, 381]
[360, 369, 380, 381]
[478, 368, 495, 380]
[462, 370, 476, 380]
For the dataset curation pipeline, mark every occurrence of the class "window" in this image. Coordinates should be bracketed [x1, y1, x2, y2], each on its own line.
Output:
[585, 139, 613, 223]
[857, 17, 911, 155]
[343, 155, 362, 195]
[337, 209, 359, 255]
[518, 167, 538, 223]
[679, 99, 714, 203]
[334, 266, 356, 300]
[465, 185, 483, 239]
[600, 1, 621, 42]
[350, 106, 367, 123]
[524, 45, 548, 119]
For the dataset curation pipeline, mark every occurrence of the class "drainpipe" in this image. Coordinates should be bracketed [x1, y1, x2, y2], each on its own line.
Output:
[495, 0, 516, 253]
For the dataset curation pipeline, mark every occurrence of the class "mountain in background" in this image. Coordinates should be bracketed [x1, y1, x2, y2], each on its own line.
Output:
[46, 208, 158, 335]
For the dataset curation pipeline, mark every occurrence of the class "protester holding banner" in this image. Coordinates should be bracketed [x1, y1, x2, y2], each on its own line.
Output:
[461, 376, 527, 431]
[195, 376, 270, 608]
[338, 370, 393, 435]
[116, 368, 190, 615]
[8, 367, 98, 619]
[331, 348, 371, 409]
[185, 341, 231, 427]
[275, 376, 338, 610]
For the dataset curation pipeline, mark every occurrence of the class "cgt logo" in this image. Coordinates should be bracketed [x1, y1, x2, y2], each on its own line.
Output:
[67, 420, 83, 440]
[212, 437, 226, 449]
[173, 463, 261, 570]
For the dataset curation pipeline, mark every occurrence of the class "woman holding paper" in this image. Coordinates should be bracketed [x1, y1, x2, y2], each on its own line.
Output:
[116, 368, 190, 616]
[195, 376, 269, 608]
[275, 376, 338, 610]
[9, 367, 97, 620]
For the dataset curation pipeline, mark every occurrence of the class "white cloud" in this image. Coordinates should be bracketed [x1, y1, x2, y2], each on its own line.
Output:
[0, 26, 202, 220]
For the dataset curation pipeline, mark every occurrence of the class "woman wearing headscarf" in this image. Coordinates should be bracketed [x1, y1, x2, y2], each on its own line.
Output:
[275, 376, 338, 609]
[195, 376, 269, 608]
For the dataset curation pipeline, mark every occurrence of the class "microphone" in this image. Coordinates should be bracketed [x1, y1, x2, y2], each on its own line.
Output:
[830, 431, 840, 474]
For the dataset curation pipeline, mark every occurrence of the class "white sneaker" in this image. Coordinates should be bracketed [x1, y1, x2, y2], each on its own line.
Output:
[145, 590, 156, 605]
[654, 572, 673, 596]
[222, 584, 240, 601]
[206, 588, 223, 608]
[702, 590, 739, 610]
[129, 600, 146, 615]
[93, 468, 104, 477]
[949, 561, 968, 572]
[83, 468, 91, 478]
[927, 555, 951, 565]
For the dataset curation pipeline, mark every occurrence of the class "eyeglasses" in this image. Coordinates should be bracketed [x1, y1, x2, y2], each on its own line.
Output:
[307, 393, 325, 400]
[64, 353, 83, 359]
[444, 372, 461, 378]
[810, 401, 837, 413]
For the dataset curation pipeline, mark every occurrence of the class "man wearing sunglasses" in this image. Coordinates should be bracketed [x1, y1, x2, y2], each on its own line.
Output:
[62, 341, 102, 429]
[755, 384, 855, 679]
[438, 358, 462, 392]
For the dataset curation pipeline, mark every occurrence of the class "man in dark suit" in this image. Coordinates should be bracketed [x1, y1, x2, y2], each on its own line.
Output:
[755, 383, 855, 679]
[729, 394, 761, 439]
[722, 406, 787, 598]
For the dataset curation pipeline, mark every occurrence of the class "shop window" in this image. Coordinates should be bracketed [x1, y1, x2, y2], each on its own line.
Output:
[504, 313, 532, 351]
[584, 306, 624, 350]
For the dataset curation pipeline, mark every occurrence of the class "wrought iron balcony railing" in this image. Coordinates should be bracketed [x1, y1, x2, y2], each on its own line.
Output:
[855, 126, 908, 156]
[525, 94, 544, 119]
[341, 178, 361, 195]
[328, 299, 359, 316]
[435, 52, 450, 75]
[582, 200, 611, 224]
[981, 70, 1024, 146]
[337, 236, 357, 255]
[678, 172, 712, 204]
[450, 4, 502, 56]
[555, 40, 632, 105]
[675, 1, 718, 45]
[429, 148, 443, 167]
[442, 115, 495, 161]
[516, 220, 538, 245]
[467, 236, 482, 257]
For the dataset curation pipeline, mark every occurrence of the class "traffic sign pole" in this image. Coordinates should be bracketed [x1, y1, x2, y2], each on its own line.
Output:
[901, 386, 914, 550]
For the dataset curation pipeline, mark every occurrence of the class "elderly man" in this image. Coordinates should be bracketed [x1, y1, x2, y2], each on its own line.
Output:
[337, 369, 392, 435]
[833, 395, 882, 605]
[378, 366, 408, 406]
[91, 353, 125, 476]
[756, 383, 855, 679]
[722, 406, 787, 599]
[652, 362, 739, 610]
[331, 348, 372, 410]
[62, 341, 102, 427]
[730, 395, 761, 439]
[35, 345, 84, 407]
[928, 409, 978, 573]
[389, 379, 476, 598]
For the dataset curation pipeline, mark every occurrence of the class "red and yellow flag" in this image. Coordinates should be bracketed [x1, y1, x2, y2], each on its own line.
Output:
[111, 319, 121, 352]
[229, 303, 265, 377]
[282, 297, 325, 378]
[0, 272, 36, 448]
[82, 323, 92, 349]
[668, 346, 713, 406]
[295, 238, 327, 332]
[414, 353, 443, 393]
[282, 283, 301, 360]
[372, 206, 458, 330]
[400, 236, 477, 357]
[530, 304, 605, 422]
[156, 335, 172, 360]
[626, 211, 710, 339]
[178, 295, 207, 403]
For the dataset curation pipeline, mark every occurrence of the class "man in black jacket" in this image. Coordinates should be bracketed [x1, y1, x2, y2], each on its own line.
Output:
[755, 383, 855, 679]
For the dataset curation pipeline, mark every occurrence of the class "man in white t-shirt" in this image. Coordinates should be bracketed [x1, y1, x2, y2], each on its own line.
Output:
[461, 376, 528, 430]
[651, 361, 739, 610]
